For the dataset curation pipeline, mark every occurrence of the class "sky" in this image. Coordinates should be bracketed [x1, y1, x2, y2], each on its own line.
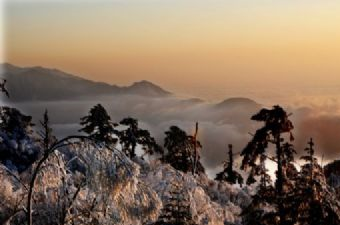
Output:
[3, 0, 340, 100]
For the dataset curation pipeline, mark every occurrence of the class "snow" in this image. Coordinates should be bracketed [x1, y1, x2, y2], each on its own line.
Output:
[0, 147, 251, 225]
[140, 160, 250, 225]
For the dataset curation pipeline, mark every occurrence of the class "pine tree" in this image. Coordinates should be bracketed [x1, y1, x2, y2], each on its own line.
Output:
[258, 154, 272, 190]
[79, 104, 117, 147]
[300, 138, 317, 182]
[244, 153, 273, 188]
[241, 105, 295, 225]
[242, 153, 276, 225]
[292, 138, 340, 225]
[38, 109, 56, 151]
[154, 181, 197, 225]
[282, 143, 298, 181]
[0, 106, 34, 139]
[0, 78, 9, 98]
[117, 117, 163, 158]
[215, 144, 243, 186]
[0, 106, 38, 171]
[163, 125, 204, 174]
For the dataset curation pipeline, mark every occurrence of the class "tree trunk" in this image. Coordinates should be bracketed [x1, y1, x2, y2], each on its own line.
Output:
[276, 134, 286, 225]
[192, 122, 198, 175]
[131, 143, 136, 158]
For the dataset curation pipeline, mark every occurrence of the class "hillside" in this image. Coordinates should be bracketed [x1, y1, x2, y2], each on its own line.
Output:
[1, 63, 171, 101]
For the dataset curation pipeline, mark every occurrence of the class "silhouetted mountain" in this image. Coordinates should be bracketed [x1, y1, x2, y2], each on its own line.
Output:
[122, 80, 171, 97]
[0, 63, 171, 101]
[215, 97, 260, 109]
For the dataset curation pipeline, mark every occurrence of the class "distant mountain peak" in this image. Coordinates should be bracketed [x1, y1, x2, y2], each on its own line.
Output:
[215, 97, 260, 109]
[1, 62, 16, 68]
[1, 63, 77, 80]
[125, 80, 171, 96]
[132, 80, 153, 85]
[129, 80, 159, 89]
[1, 63, 26, 75]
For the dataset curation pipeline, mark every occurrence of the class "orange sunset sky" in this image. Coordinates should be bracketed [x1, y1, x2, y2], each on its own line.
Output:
[2, 0, 340, 100]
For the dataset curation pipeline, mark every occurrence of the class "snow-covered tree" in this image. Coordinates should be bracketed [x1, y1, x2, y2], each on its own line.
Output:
[291, 138, 340, 225]
[154, 181, 197, 225]
[26, 110, 103, 225]
[0, 168, 25, 225]
[281, 143, 298, 182]
[242, 154, 276, 225]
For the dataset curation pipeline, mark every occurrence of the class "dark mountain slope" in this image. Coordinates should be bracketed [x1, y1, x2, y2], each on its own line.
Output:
[1, 63, 171, 101]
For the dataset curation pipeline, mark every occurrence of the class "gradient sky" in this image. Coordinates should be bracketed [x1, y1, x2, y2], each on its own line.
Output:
[3, 0, 340, 99]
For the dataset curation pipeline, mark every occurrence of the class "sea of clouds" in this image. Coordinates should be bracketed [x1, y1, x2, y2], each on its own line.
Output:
[7, 92, 340, 178]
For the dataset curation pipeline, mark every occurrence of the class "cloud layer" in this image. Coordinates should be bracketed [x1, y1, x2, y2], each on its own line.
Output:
[9, 94, 340, 177]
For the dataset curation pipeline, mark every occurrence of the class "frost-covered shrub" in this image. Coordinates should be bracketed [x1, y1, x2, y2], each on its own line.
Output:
[28, 143, 140, 225]
[0, 167, 25, 225]
[142, 160, 251, 225]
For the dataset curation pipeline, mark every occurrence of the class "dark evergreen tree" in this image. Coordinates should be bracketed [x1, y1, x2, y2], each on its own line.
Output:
[257, 154, 272, 190]
[282, 143, 298, 181]
[0, 106, 34, 139]
[0, 106, 39, 171]
[243, 137, 340, 225]
[191, 122, 200, 175]
[240, 105, 295, 225]
[300, 138, 317, 181]
[117, 117, 163, 158]
[215, 144, 243, 186]
[79, 104, 117, 146]
[163, 125, 205, 174]
[291, 138, 340, 225]
[38, 110, 56, 150]
[0, 78, 9, 98]
[242, 153, 276, 225]
[154, 182, 197, 225]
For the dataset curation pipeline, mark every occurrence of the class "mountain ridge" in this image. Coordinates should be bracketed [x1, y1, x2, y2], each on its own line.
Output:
[0, 63, 171, 101]
[0, 63, 261, 109]
[215, 97, 260, 109]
